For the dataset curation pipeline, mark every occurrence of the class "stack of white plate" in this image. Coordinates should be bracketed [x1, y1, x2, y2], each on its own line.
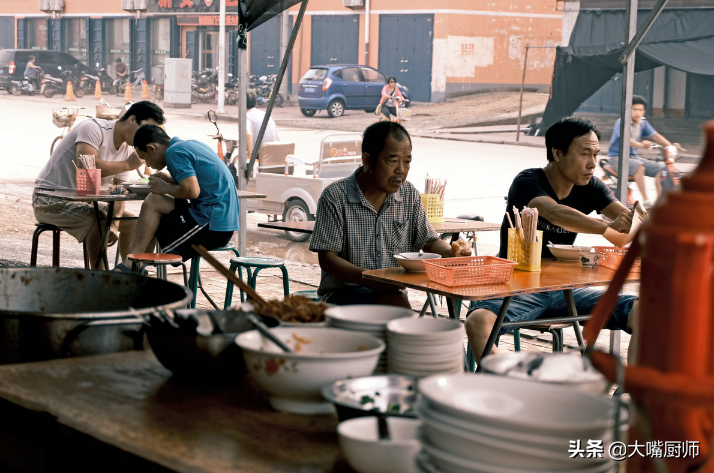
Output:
[416, 373, 617, 473]
[386, 318, 464, 377]
[325, 305, 416, 374]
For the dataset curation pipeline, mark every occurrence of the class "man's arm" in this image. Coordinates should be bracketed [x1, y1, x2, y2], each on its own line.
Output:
[649, 133, 674, 148]
[150, 171, 176, 184]
[529, 195, 633, 234]
[76, 143, 144, 178]
[148, 175, 200, 200]
[423, 238, 452, 258]
[317, 251, 403, 293]
[246, 128, 254, 157]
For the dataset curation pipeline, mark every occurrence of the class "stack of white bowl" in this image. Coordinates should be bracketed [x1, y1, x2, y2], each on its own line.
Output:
[386, 318, 464, 377]
[416, 373, 617, 473]
[325, 305, 416, 374]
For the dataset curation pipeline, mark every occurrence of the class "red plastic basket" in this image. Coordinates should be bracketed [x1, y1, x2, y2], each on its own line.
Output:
[423, 256, 517, 287]
[593, 246, 642, 273]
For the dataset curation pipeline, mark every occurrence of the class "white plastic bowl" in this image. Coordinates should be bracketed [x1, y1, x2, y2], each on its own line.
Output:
[418, 404, 612, 470]
[325, 305, 415, 331]
[338, 417, 421, 473]
[547, 244, 592, 261]
[236, 327, 385, 414]
[395, 253, 442, 272]
[420, 440, 615, 473]
[419, 373, 614, 435]
[387, 318, 463, 342]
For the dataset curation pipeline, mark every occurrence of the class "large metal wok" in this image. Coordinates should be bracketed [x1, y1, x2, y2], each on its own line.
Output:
[0, 267, 192, 364]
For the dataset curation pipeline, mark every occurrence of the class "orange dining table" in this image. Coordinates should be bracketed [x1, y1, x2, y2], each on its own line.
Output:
[363, 259, 640, 369]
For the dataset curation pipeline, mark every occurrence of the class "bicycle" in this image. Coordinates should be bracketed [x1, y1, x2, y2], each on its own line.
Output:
[50, 107, 88, 155]
[113, 68, 144, 96]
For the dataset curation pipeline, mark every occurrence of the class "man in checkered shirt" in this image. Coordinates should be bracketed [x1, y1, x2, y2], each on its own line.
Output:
[309, 122, 457, 307]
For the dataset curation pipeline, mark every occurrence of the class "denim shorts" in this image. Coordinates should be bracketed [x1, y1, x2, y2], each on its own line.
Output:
[322, 286, 407, 306]
[468, 288, 635, 336]
[607, 155, 665, 178]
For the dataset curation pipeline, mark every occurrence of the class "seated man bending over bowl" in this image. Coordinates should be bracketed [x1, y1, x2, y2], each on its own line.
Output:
[465, 116, 643, 364]
[310, 122, 468, 308]
[115, 125, 239, 272]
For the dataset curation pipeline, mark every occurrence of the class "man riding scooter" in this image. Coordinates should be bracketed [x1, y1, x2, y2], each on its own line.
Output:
[23, 56, 43, 95]
[606, 95, 679, 207]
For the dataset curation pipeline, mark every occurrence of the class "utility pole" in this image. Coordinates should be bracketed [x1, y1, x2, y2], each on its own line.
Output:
[217, 0, 226, 113]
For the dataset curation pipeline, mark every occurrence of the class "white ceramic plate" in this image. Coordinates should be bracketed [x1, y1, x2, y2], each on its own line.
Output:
[418, 373, 614, 434]
[547, 244, 592, 261]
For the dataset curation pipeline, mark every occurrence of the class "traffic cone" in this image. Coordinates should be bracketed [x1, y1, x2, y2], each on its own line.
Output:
[141, 80, 150, 100]
[123, 81, 132, 103]
[94, 81, 102, 100]
[65, 81, 76, 101]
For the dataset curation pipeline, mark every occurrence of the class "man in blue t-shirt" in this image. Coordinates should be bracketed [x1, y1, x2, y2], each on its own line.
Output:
[116, 125, 239, 271]
[465, 116, 641, 365]
[607, 95, 677, 205]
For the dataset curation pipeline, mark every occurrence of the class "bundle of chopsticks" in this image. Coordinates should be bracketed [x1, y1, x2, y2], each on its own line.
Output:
[506, 206, 539, 243]
[425, 175, 447, 201]
[77, 154, 96, 170]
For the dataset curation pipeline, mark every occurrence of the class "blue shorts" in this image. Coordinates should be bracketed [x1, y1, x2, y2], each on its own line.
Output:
[322, 286, 406, 306]
[468, 288, 635, 335]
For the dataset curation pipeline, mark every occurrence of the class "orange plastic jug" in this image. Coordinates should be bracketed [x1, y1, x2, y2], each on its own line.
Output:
[584, 121, 714, 473]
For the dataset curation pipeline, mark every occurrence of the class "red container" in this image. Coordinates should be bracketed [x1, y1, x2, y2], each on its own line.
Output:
[76, 169, 101, 196]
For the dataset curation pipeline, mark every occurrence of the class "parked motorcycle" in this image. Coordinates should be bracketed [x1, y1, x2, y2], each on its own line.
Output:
[40, 71, 65, 98]
[253, 74, 284, 107]
[191, 68, 218, 104]
[9, 67, 43, 96]
[81, 68, 113, 95]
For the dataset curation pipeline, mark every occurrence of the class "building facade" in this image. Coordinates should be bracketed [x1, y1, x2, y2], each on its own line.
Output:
[0, 0, 563, 103]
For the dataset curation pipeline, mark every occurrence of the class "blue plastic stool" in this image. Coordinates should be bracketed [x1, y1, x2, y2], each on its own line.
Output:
[183, 243, 242, 309]
[225, 256, 290, 308]
[292, 290, 319, 301]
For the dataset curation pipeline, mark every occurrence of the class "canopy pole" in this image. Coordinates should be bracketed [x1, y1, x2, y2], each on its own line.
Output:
[217, 0, 226, 114]
[246, 0, 310, 180]
[619, 0, 670, 65]
[616, 0, 638, 204]
[279, 10, 289, 98]
[237, 26, 248, 256]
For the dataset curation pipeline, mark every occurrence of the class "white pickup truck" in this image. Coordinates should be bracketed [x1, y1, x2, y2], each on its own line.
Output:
[242, 132, 363, 241]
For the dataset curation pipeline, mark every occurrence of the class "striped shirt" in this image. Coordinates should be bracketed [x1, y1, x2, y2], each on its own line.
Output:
[309, 167, 438, 297]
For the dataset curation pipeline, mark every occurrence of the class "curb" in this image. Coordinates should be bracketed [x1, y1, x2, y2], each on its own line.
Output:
[411, 133, 546, 148]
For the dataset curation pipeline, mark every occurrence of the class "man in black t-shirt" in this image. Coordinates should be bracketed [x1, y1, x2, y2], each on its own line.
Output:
[466, 116, 641, 364]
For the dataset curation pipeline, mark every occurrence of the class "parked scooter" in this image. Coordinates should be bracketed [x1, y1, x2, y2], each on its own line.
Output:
[9, 67, 43, 96]
[41, 71, 65, 98]
[191, 68, 218, 104]
[80, 68, 113, 95]
[254, 74, 284, 107]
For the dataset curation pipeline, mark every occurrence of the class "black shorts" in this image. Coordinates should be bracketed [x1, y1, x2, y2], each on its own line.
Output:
[382, 105, 397, 118]
[155, 200, 233, 260]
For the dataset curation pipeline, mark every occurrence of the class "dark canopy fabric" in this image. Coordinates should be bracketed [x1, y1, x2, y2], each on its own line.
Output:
[537, 8, 714, 132]
[241, 0, 302, 31]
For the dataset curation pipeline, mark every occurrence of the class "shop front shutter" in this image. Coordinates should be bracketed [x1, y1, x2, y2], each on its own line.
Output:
[15, 18, 24, 49]
[135, 18, 150, 82]
[51, 18, 64, 51]
[90, 18, 104, 70]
